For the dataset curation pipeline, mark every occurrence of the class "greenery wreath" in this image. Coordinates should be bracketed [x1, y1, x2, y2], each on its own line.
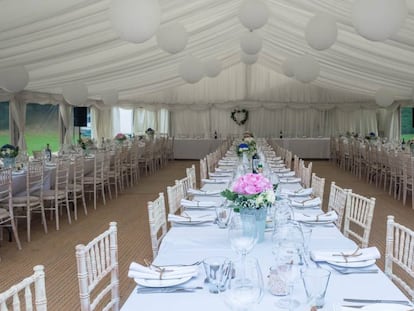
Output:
[231, 109, 249, 126]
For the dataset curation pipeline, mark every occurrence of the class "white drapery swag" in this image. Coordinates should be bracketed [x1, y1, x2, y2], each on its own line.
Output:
[59, 103, 73, 145]
[91, 106, 113, 142]
[9, 95, 26, 150]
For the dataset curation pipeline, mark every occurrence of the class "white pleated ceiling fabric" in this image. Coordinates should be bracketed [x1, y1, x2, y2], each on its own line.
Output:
[0, 0, 413, 106]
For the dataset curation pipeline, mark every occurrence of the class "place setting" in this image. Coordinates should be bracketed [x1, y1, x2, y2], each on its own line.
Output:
[167, 213, 216, 226]
[180, 198, 219, 209]
[290, 196, 322, 209]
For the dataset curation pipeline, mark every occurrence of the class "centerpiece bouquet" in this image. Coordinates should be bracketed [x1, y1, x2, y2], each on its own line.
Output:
[221, 173, 275, 210]
[145, 128, 155, 136]
[115, 133, 127, 142]
[78, 137, 94, 150]
[0, 144, 19, 158]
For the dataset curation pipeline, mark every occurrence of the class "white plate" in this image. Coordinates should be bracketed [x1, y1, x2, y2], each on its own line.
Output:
[172, 220, 213, 225]
[134, 276, 192, 288]
[299, 220, 334, 225]
[12, 170, 25, 175]
[362, 303, 412, 311]
[326, 259, 376, 268]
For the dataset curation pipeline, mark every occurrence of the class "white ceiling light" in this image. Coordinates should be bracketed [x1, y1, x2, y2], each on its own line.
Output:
[294, 54, 320, 83]
[240, 31, 263, 55]
[101, 89, 118, 106]
[352, 0, 407, 41]
[62, 82, 88, 106]
[156, 22, 188, 54]
[0, 66, 29, 93]
[204, 58, 222, 78]
[109, 0, 161, 43]
[239, 0, 269, 30]
[178, 55, 204, 84]
[240, 51, 258, 65]
[305, 13, 338, 50]
[375, 87, 395, 107]
[281, 57, 296, 78]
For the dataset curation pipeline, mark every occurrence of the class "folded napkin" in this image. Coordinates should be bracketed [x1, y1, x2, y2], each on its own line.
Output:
[180, 199, 216, 208]
[271, 164, 286, 169]
[293, 210, 337, 222]
[290, 197, 322, 208]
[202, 178, 230, 184]
[273, 167, 289, 173]
[218, 160, 236, 165]
[276, 171, 295, 177]
[168, 214, 216, 223]
[279, 177, 302, 183]
[280, 188, 313, 197]
[311, 246, 380, 263]
[270, 160, 284, 165]
[128, 262, 199, 280]
[187, 188, 222, 196]
[215, 168, 233, 173]
[209, 172, 232, 178]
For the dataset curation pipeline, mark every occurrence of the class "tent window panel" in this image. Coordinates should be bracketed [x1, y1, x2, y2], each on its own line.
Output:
[401, 107, 414, 141]
[119, 108, 133, 135]
[25, 103, 59, 154]
[0, 102, 10, 146]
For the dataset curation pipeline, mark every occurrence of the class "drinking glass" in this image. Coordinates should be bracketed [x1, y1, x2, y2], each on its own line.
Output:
[302, 268, 331, 308]
[203, 256, 232, 294]
[223, 257, 264, 311]
[228, 213, 258, 260]
[216, 205, 233, 229]
[273, 241, 303, 309]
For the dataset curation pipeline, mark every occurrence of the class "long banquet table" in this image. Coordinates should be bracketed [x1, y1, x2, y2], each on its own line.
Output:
[173, 139, 225, 159]
[121, 181, 410, 310]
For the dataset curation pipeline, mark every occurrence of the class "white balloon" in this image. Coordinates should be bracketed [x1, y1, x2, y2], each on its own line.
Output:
[0, 66, 29, 92]
[156, 22, 188, 54]
[204, 58, 222, 78]
[239, 0, 269, 30]
[352, 0, 407, 41]
[294, 54, 320, 83]
[178, 55, 204, 84]
[101, 89, 118, 106]
[282, 57, 296, 77]
[109, 0, 161, 43]
[305, 13, 338, 50]
[240, 51, 258, 65]
[240, 32, 263, 55]
[62, 82, 88, 106]
[375, 87, 395, 107]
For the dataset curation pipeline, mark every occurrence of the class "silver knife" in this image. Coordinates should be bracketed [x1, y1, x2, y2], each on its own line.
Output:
[343, 298, 412, 305]
[137, 286, 203, 294]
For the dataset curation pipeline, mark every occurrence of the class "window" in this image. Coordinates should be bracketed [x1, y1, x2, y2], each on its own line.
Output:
[0, 102, 9, 146]
[401, 107, 414, 141]
[25, 103, 59, 153]
[119, 108, 133, 135]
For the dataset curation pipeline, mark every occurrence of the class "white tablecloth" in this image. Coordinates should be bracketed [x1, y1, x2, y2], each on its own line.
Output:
[173, 139, 225, 159]
[121, 182, 409, 311]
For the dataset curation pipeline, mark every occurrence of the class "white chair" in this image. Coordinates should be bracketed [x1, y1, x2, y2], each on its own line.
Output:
[166, 182, 184, 216]
[311, 173, 325, 206]
[175, 176, 192, 199]
[75, 222, 119, 311]
[326, 182, 350, 230]
[84, 152, 106, 210]
[186, 164, 197, 190]
[385, 215, 414, 301]
[147, 193, 168, 258]
[0, 168, 21, 250]
[343, 192, 376, 248]
[199, 158, 208, 185]
[0, 265, 47, 310]
[68, 155, 87, 220]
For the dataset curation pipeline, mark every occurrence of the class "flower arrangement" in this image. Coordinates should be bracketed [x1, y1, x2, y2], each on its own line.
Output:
[0, 144, 19, 158]
[145, 128, 155, 135]
[221, 173, 275, 210]
[365, 132, 377, 140]
[115, 133, 127, 142]
[231, 109, 248, 126]
[237, 142, 250, 156]
[78, 137, 94, 150]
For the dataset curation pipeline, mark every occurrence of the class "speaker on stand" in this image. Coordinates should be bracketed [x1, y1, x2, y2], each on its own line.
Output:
[73, 107, 87, 143]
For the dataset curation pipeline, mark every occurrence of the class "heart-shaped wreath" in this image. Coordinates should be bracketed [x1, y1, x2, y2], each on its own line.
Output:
[231, 109, 248, 126]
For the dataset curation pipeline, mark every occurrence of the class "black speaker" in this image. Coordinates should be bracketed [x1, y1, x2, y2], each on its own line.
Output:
[73, 107, 87, 127]
[412, 108, 414, 128]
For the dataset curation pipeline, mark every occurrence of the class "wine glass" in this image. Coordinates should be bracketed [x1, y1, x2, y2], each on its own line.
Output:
[228, 213, 258, 263]
[223, 256, 264, 311]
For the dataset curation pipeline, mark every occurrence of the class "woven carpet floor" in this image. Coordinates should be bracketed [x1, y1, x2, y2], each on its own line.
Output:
[0, 159, 413, 310]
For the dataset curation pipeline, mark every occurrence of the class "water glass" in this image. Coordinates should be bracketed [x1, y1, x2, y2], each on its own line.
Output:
[228, 214, 257, 257]
[216, 205, 233, 229]
[223, 257, 264, 311]
[302, 268, 331, 308]
[203, 256, 232, 294]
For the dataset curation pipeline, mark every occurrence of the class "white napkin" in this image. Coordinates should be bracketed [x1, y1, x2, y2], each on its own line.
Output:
[128, 262, 199, 280]
[280, 188, 313, 197]
[271, 163, 285, 169]
[276, 171, 295, 177]
[293, 210, 337, 222]
[202, 178, 230, 184]
[215, 168, 233, 173]
[168, 214, 216, 223]
[311, 246, 380, 263]
[187, 188, 222, 196]
[273, 167, 289, 173]
[218, 160, 236, 165]
[270, 160, 284, 165]
[180, 199, 216, 208]
[209, 172, 232, 178]
[290, 197, 322, 208]
[279, 177, 302, 183]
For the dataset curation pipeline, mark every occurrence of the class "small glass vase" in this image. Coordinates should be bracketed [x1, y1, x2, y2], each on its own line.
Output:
[240, 207, 267, 243]
[2, 157, 16, 169]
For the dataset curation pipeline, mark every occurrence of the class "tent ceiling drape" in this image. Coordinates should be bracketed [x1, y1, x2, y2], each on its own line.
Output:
[0, 0, 413, 107]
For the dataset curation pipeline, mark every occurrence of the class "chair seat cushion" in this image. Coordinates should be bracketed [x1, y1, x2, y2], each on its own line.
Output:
[12, 196, 41, 204]
[0, 208, 10, 219]
[43, 189, 66, 199]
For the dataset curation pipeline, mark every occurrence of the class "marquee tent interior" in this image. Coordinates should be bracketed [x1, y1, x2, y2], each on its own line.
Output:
[1, 0, 414, 147]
